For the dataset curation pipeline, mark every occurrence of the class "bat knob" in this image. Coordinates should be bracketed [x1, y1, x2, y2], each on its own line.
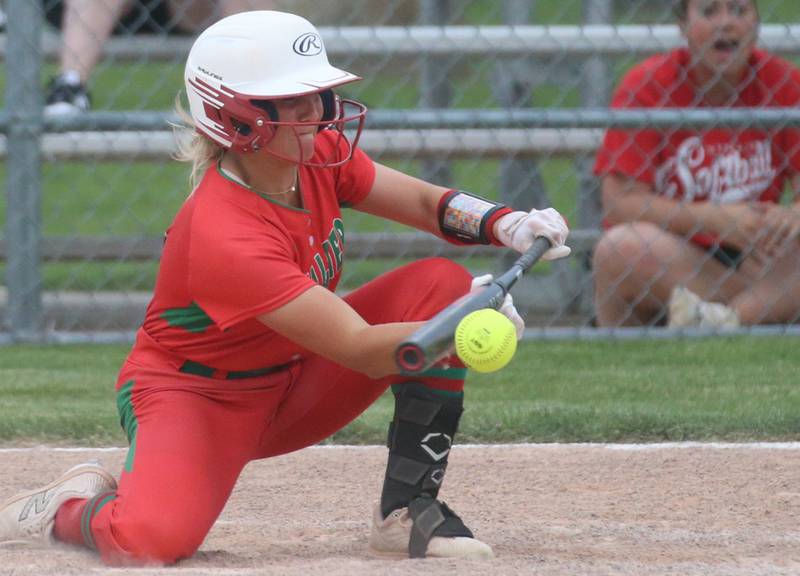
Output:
[396, 343, 425, 374]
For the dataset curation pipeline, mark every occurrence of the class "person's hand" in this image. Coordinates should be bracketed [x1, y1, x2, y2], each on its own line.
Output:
[470, 274, 525, 339]
[757, 204, 800, 258]
[710, 203, 769, 254]
[493, 208, 571, 260]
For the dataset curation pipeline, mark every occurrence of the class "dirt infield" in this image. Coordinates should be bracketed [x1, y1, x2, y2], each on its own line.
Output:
[1, 444, 799, 575]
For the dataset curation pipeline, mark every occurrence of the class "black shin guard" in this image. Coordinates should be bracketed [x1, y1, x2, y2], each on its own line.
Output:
[380, 382, 463, 517]
[380, 383, 474, 558]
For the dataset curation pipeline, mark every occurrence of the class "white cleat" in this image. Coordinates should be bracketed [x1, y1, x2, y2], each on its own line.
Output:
[368, 504, 494, 559]
[0, 462, 116, 545]
[668, 285, 740, 329]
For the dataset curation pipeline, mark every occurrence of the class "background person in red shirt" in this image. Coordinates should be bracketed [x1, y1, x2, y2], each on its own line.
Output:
[593, 0, 800, 328]
[0, 10, 570, 565]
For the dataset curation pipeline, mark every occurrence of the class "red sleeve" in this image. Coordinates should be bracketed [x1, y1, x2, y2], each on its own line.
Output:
[337, 144, 375, 206]
[188, 208, 316, 331]
[314, 131, 375, 207]
[774, 63, 800, 175]
[593, 64, 665, 184]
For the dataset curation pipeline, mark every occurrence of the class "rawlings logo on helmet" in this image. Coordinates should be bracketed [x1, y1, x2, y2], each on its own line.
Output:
[293, 33, 323, 56]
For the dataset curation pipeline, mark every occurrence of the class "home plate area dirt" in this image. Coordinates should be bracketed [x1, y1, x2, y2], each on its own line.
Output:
[1, 444, 800, 575]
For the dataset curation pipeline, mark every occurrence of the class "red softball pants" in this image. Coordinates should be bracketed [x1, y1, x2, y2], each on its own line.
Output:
[55, 258, 472, 565]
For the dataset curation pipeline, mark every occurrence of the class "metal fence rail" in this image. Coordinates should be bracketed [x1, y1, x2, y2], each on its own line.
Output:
[4, 109, 799, 161]
[8, 107, 800, 132]
[0, 129, 604, 160]
[2, 24, 800, 59]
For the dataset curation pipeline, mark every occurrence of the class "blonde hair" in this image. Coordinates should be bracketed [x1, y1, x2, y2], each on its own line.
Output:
[172, 93, 225, 190]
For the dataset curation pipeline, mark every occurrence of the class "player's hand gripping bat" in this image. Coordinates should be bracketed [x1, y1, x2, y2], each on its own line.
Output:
[395, 236, 553, 373]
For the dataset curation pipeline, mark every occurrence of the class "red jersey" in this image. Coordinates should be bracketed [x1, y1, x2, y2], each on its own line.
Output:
[134, 131, 376, 371]
[594, 48, 800, 247]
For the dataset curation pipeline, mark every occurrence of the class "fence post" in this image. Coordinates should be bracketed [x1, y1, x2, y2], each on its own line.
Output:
[496, 0, 545, 212]
[574, 0, 613, 317]
[579, 0, 613, 227]
[495, 0, 547, 279]
[494, 0, 573, 320]
[419, 0, 452, 186]
[4, 0, 44, 341]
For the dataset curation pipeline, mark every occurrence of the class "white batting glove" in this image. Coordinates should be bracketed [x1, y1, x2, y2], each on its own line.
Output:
[470, 274, 525, 340]
[494, 208, 571, 260]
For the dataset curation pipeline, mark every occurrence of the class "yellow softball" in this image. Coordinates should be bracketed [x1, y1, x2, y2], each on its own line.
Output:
[454, 309, 517, 373]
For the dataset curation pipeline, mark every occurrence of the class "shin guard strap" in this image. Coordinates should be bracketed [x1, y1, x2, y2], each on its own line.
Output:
[408, 496, 475, 558]
[387, 455, 448, 491]
[408, 496, 446, 558]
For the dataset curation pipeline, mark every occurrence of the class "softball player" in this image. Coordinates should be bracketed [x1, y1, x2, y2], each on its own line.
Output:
[0, 11, 569, 564]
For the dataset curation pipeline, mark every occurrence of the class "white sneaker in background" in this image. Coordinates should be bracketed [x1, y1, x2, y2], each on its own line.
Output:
[0, 462, 116, 545]
[668, 286, 740, 329]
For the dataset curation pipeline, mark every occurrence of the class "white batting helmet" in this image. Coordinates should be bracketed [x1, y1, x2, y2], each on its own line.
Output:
[184, 10, 367, 165]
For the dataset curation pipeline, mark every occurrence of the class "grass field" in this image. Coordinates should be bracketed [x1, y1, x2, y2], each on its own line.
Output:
[1, 336, 798, 446]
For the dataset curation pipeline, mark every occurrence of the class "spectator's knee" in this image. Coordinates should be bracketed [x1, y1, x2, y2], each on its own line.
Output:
[593, 222, 665, 273]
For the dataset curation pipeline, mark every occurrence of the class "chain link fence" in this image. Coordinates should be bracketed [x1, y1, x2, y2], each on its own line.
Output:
[2, 0, 800, 342]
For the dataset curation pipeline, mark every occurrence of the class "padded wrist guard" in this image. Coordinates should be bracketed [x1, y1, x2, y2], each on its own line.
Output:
[437, 190, 511, 245]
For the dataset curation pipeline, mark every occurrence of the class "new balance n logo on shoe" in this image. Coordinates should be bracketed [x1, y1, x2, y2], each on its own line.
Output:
[18, 491, 53, 521]
[0, 462, 116, 543]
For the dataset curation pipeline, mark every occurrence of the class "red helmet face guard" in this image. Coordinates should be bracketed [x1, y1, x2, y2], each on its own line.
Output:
[187, 77, 367, 167]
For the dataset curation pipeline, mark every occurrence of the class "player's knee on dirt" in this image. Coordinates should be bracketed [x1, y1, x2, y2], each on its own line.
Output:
[111, 516, 206, 566]
[380, 382, 463, 517]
